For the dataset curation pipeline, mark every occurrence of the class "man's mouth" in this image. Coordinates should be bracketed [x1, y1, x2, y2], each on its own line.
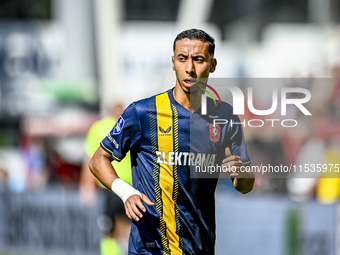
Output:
[183, 79, 196, 87]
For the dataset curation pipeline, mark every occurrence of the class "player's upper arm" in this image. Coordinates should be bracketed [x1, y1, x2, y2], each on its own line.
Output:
[100, 103, 142, 161]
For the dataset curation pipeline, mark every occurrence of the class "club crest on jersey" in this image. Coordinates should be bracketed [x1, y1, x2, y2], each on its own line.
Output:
[209, 124, 220, 142]
[113, 116, 125, 135]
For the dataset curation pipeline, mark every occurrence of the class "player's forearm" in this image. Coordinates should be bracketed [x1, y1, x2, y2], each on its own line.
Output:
[88, 148, 119, 190]
[233, 172, 255, 194]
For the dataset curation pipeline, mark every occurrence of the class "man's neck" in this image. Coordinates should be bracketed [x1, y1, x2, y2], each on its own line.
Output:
[172, 85, 202, 113]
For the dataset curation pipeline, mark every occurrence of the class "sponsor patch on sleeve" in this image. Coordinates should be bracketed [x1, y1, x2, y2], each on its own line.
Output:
[112, 116, 125, 135]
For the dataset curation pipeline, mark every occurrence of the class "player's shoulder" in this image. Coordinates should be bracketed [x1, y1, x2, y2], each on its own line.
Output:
[132, 89, 171, 113]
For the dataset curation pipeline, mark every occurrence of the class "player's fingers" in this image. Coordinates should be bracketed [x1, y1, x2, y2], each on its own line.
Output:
[225, 147, 231, 157]
[230, 170, 247, 178]
[135, 198, 146, 213]
[128, 209, 140, 221]
[125, 205, 133, 220]
[126, 202, 140, 221]
[222, 156, 241, 164]
[222, 160, 243, 169]
[125, 195, 143, 221]
[141, 193, 155, 206]
[229, 170, 241, 177]
[229, 166, 242, 177]
[227, 165, 240, 172]
[130, 202, 143, 220]
[224, 164, 244, 177]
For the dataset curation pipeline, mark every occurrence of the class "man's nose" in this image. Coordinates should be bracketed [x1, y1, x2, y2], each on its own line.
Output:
[185, 59, 195, 74]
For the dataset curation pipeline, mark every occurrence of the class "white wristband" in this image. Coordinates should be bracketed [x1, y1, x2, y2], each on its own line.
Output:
[111, 178, 142, 204]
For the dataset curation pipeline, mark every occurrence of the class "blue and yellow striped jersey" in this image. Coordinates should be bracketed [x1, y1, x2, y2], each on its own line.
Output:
[101, 89, 250, 255]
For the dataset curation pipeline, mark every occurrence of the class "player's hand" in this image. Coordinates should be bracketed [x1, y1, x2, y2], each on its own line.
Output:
[222, 147, 244, 178]
[124, 192, 155, 221]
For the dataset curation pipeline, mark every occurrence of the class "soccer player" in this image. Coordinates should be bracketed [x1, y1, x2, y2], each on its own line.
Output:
[89, 29, 255, 255]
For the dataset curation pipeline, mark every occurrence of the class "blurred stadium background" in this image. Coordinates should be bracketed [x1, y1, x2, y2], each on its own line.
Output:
[0, 0, 340, 254]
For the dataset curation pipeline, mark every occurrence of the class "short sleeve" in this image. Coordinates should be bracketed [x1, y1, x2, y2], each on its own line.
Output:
[100, 103, 142, 162]
[225, 114, 251, 166]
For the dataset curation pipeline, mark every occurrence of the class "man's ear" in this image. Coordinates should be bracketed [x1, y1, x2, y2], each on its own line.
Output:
[210, 58, 217, 73]
[172, 56, 175, 71]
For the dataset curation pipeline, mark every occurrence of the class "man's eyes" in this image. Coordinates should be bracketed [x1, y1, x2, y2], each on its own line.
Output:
[195, 58, 204, 62]
[177, 57, 205, 62]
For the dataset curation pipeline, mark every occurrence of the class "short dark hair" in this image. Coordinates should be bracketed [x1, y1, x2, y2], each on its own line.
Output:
[173, 29, 215, 55]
